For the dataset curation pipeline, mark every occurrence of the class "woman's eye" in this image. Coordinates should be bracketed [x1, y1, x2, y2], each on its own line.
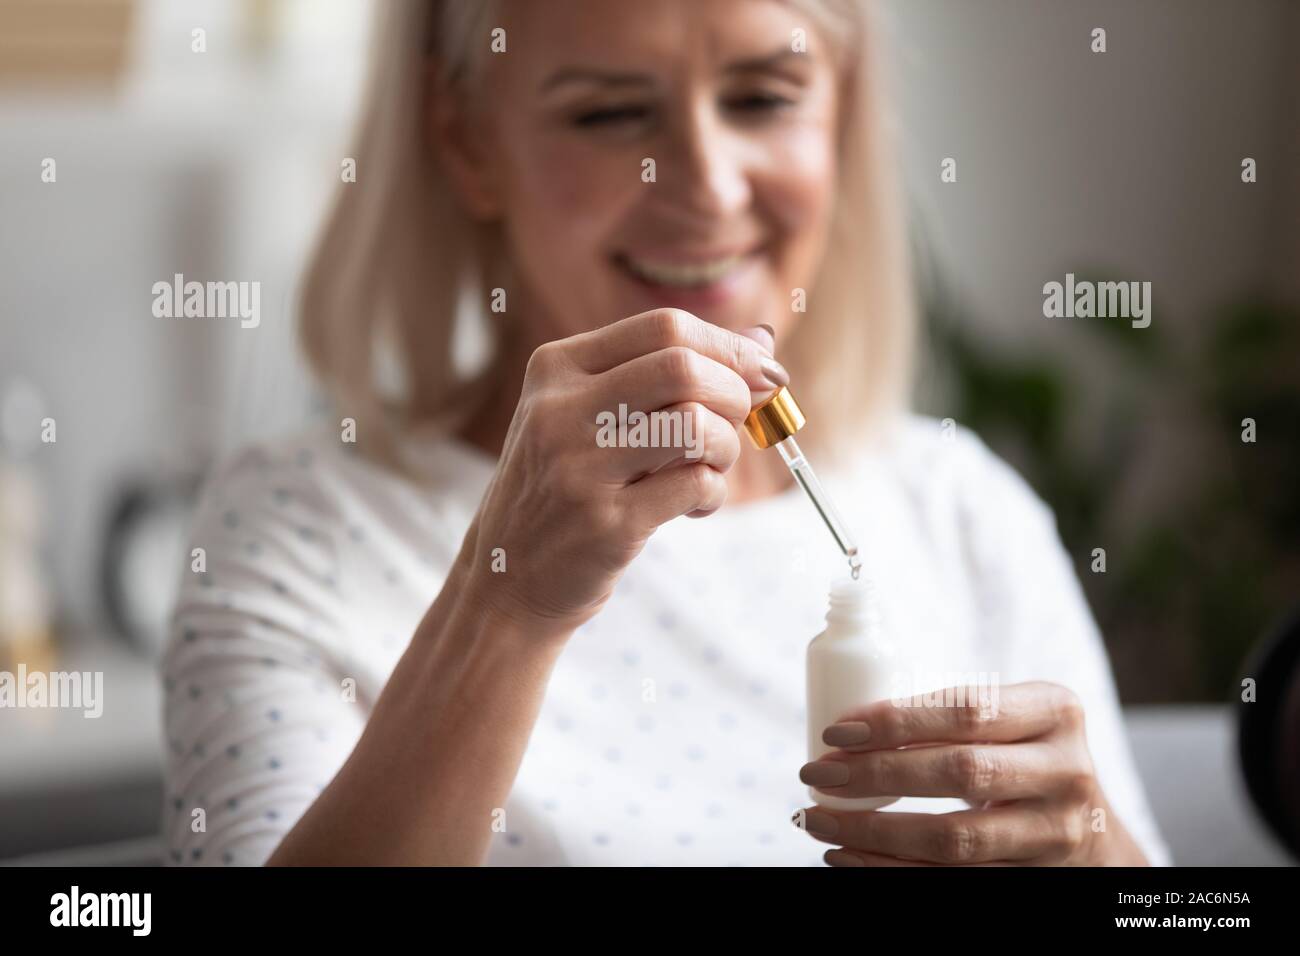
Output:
[573, 106, 651, 128]
[569, 92, 793, 130]
[725, 92, 794, 114]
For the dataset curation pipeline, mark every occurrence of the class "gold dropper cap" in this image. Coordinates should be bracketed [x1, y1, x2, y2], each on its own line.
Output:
[743, 385, 806, 449]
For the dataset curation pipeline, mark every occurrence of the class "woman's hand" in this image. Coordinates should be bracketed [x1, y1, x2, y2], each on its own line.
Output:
[794, 681, 1151, 866]
[459, 307, 785, 641]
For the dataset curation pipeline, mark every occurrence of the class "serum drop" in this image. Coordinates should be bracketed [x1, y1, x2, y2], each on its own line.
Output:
[806, 576, 904, 811]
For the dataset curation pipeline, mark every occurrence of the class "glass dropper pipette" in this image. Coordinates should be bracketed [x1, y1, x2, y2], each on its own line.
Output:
[743, 386, 862, 579]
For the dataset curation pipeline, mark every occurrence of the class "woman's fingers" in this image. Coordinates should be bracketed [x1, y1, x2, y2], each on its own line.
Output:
[801, 741, 1085, 803]
[813, 806, 1040, 863]
[470, 310, 784, 632]
[794, 683, 1103, 866]
[823, 849, 946, 867]
[562, 308, 786, 393]
[587, 403, 741, 481]
[623, 462, 729, 530]
[797, 805, 1069, 865]
[822, 849, 1010, 867]
[736, 323, 775, 354]
[596, 345, 754, 425]
[821, 681, 1085, 752]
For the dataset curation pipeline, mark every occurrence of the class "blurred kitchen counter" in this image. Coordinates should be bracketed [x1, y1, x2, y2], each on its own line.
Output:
[1125, 704, 1293, 866]
[0, 639, 161, 859]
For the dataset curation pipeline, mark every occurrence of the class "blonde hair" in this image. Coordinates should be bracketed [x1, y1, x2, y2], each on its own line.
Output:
[300, 0, 915, 474]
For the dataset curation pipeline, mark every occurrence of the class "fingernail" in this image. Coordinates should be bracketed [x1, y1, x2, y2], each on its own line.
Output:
[825, 849, 864, 867]
[799, 760, 850, 787]
[758, 323, 775, 341]
[759, 356, 789, 388]
[802, 809, 839, 837]
[823, 721, 872, 747]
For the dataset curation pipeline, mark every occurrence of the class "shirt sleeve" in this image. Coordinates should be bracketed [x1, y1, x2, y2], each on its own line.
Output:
[953, 427, 1175, 866]
[160, 442, 366, 866]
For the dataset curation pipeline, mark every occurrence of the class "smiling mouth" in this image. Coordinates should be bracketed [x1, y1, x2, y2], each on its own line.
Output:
[614, 250, 758, 289]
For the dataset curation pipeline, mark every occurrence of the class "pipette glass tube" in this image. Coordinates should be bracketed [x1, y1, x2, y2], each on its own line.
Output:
[742, 386, 862, 580]
[774, 435, 862, 579]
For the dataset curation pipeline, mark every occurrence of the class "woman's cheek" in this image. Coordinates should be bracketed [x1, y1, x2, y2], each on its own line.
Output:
[768, 122, 836, 227]
[501, 139, 637, 330]
[511, 131, 636, 219]
[756, 129, 836, 293]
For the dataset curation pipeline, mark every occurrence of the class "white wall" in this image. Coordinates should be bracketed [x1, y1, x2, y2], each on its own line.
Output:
[886, 0, 1297, 347]
[0, 0, 372, 635]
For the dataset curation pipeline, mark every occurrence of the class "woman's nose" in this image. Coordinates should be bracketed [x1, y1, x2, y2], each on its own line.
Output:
[655, 100, 752, 225]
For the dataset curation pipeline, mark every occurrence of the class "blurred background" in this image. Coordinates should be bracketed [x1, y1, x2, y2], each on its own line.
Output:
[0, 0, 1296, 865]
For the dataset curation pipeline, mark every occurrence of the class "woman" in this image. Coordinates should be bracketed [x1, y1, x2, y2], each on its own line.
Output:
[161, 0, 1171, 866]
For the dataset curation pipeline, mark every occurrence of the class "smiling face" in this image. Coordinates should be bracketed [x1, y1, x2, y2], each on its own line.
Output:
[439, 0, 842, 347]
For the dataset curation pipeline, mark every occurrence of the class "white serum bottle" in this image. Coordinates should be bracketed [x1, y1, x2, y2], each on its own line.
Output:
[806, 576, 907, 811]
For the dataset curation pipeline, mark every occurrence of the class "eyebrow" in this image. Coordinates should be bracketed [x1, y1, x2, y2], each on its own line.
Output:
[724, 46, 811, 77]
[538, 46, 812, 94]
[539, 68, 653, 93]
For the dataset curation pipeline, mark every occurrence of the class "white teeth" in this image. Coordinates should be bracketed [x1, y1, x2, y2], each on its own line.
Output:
[622, 255, 742, 287]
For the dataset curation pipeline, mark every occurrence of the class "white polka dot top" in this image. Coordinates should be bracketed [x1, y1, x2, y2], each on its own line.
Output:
[160, 413, 1172, 866]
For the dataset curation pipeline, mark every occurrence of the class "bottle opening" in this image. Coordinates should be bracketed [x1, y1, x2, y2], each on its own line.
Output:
[826, 575, 879, 631]
[829, 576, 864, 608]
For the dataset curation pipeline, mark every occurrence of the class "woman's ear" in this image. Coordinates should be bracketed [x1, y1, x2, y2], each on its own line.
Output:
[426, 59, 503, 220]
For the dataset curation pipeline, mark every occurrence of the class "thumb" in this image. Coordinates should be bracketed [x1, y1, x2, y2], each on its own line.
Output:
[737, 323, 776, 356]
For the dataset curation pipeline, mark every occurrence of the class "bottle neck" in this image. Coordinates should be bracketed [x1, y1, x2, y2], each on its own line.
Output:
[823, 577, 882, 639]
